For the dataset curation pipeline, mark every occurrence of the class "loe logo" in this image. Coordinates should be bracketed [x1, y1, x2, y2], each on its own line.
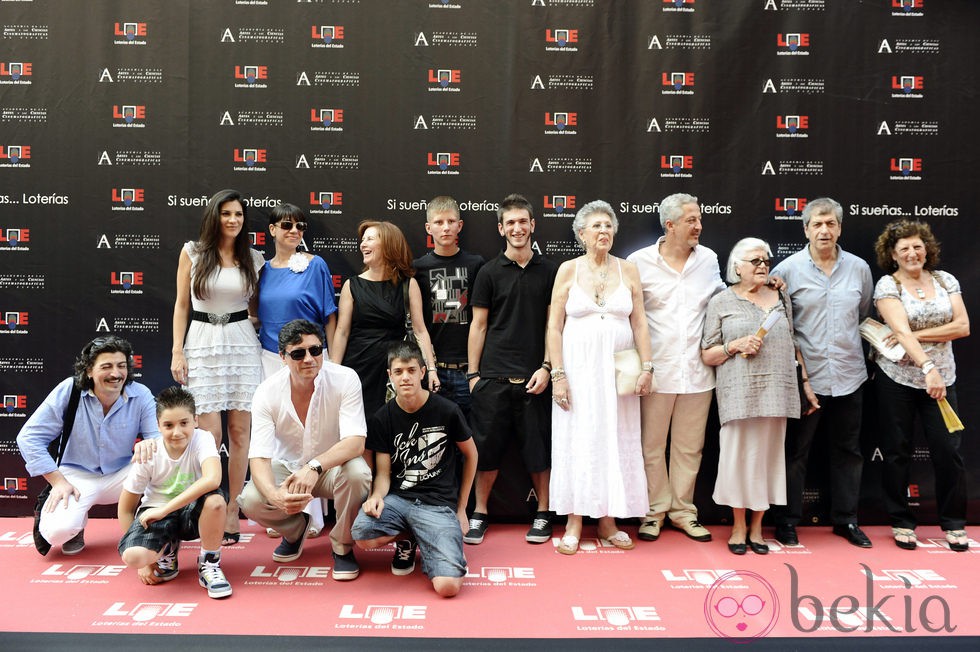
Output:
[661, 155, 693, 172]
[777, 33, 810, 50]
[664, 0, 695, 5]
[114, 22, 147, 39]
[892, 75, 923, 93]
[251, 566, 332, 583]
[234, 65, 268, 83]
[113, 105, 146, 123]
[311, 25, 344, 43]
[339, 604, 426, 625]
[545, 29, 578, 46]
[545, 112, 578, 130]
[572, 606, 661, 626]
[890, 158, 922, 175]
[662, 72, 694, 90]
[234, 148, 268, 166]
[0, 62, 32, 79]
[310, 191, 343, 209]
[776, 197, 808, 216]
[662, 569, 735, 586]
[1, 228, 30, 245]
[111, 272, 144, 288]
[4, 395, 28, 412]
[249, 231, 266, 246]
[1, 311, 29, 328]
[893, 0, 923, 9]
[427, 152, 460, 169]
[102, 602, 197, 622]
[42, 564, 126, 581]
[428, 69, 461, 87]
[310, 109, 344, 125]
[0, 145, 31, 162]
[777, 115, 809, 132]
[465, 566, 536, 584]
[112, 188, 144, 206]
[4, 477, 28, 491]
[544, 195, 576, 213]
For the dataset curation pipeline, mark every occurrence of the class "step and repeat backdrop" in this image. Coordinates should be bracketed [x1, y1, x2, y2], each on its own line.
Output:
[1, 0, 977, 523]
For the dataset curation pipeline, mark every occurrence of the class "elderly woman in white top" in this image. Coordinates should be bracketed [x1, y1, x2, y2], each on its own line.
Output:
[701, 238, 803, 556]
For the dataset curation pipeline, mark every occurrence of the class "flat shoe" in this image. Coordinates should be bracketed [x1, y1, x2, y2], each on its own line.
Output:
[892, 527, 917, 551]
[748, 539, 769, 555]
[944, 529, 969, 552]
[600, 530, 635, 550]
[557, 535, 579, 555]
[727, 540, 747, 555]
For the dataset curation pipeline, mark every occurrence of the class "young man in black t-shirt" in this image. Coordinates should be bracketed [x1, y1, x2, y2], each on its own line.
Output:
[412, 196, 484, 419]
[351, 341, 477, 598]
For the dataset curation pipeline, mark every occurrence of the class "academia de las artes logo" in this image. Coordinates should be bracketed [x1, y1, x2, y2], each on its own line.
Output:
[544, 112, 578, 135]
[0, 310, 29, 334]
[543, 195, 576, 218]
[427, 152, 460, 176]
[545, 28, 579, 52]
[233, 148, 268, 172]
[776, 115, 809, 138]
[311, 25, 345, 49]
[891, 75, 923, 99]
[775, 197, 808, 220]
[777, 32, 810, 55]
[112, 104, 146, 128]
[310, 108, 344, 132]
[660, 154, 693, 178]
[0, 61, 32, 85]
[234, 65, 269, 89]
[890, 157, 922, 181]
[309, 191, 343, 215]
[892, 0, 924, 16]
[0, 226, 31, 250]
[663, 0, 695, 12]
[0, 145, 31, 167]
[110, 271, 144, 295]
[112, 21, 147, 45]
[3, 394, 28, 417]
[111, 188, 145, 212]
[661, 71, 694, 95]
[428, 68, 461, 92]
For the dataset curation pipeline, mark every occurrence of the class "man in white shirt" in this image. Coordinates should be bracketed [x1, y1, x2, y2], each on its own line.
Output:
[239, 319, 371, 581]
[627, 193, 725, 543]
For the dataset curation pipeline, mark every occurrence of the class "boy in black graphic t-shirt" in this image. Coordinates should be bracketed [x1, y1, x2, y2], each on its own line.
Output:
[351, 341, 477, 598]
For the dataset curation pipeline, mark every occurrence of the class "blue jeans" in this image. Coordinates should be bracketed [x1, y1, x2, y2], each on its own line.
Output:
[435, 367, 472, 420]
[352, 494, 466, 579]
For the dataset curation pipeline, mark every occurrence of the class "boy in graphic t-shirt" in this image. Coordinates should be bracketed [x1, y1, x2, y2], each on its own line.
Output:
[117, 386, 232, 599]
[352, 341, 477, 598]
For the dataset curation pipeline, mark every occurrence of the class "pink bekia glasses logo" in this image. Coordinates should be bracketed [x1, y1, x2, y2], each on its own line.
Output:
[704, 570, 779, 641]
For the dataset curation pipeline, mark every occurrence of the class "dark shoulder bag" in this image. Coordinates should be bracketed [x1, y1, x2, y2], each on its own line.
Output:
[32, 384, 82, 556]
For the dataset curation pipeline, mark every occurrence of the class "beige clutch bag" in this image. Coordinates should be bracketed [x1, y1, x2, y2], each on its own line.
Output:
[614, 349, 656, 396]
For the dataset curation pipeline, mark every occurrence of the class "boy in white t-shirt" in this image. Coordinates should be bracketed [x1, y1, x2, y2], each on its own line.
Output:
[117, 386, 232, 598]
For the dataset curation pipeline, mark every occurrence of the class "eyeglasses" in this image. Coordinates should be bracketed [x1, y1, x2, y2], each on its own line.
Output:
[742, 258, 771, 268]
[277, 221, 307, 232]
[715, 595, 765, 618]
[285, 345, 323, 361]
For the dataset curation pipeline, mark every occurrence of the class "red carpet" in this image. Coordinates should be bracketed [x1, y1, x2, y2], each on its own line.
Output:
[1, 518, 977, 644]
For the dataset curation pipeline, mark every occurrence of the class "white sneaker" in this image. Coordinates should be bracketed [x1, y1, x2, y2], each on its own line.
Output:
[198, 552, 232, 599]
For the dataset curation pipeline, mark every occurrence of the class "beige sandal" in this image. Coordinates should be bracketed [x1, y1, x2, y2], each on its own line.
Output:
[944, 529, 969, 552]
[892, 527, 917, 550]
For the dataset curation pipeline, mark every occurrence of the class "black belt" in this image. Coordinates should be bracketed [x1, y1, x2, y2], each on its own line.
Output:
[490, 377, 528, 384]
[191, 309, 249, 326]
[435, 361, 467, 370]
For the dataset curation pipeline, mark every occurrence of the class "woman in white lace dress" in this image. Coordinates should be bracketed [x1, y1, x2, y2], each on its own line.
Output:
[546, 200, 654, 555]
[171, 189, 264, 545]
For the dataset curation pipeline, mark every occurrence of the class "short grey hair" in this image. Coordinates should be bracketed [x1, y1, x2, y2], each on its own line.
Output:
[725, 237, 773, 284]
[801, 197, 843, 227]
[572, 199, 619, 247]
[659, 192, 698, 230]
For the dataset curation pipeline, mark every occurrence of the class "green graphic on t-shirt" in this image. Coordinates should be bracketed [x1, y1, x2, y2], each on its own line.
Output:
[161, 470, 195, 499]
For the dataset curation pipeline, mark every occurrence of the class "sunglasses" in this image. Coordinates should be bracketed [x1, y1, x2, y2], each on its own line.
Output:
[742, 258, 771, 268]
[285, 345, 323, 361]
[277, 221, 307, 232]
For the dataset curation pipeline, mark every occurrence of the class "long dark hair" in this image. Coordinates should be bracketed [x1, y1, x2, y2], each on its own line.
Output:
[191, 189, 258, 300]
[73, 336, 135, 390]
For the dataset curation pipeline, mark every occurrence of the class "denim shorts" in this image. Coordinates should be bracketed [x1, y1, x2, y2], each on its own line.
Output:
[117, 488, 226, 555]
[352, 494, 466, 579]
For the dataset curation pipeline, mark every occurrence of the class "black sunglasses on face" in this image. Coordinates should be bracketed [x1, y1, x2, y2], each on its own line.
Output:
[278, 221, 307, 232]
[285, 345, 323, 360]
[742, 258, 771, 268]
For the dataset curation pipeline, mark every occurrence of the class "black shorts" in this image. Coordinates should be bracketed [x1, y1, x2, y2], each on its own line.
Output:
[117, 489, 226, 555]
[469, 378, 551, 472]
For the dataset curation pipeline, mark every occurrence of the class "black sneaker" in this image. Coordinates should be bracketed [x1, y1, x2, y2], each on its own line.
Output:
[198, 551, 233, 599]
[153, 540, 180, 582]
[390, 539, 418, 576]
[62, 530, 86, 556]
[463, 512, 489, 545]
[525, 511, 553, 544]
[272, 513, 310, 563]
[332, 550, 360, 581]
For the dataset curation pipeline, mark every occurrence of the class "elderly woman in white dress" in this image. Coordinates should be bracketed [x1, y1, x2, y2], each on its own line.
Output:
[546, 200, 654, 555]
[701, 238, 803, 556]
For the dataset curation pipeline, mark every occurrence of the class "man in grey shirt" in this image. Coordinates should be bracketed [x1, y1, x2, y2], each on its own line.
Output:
[770, 197, 874, 548]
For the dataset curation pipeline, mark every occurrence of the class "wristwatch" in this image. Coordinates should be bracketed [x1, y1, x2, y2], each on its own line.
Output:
[306, 459, 324, 475]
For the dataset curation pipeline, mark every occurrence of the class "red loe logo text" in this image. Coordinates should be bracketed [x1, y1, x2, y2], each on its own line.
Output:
[544, 196, 577, 211]
[249, 232, 266, 246]
[310, 109, 344, 124]
[890, 158, 922, 173]
[775, 198, 808, 213]
[311, 25, 344, 40]
[0, 62, 32, 76]
[131, 355, 142, 370]
[111, 272, 144, 286]
[4, 476, 28, 490]
[661, 72, 694, 87]
[310, 191, 343, 207]
[112, 105, 146, 119]
[777, 33, 810, 47]
[545, 112, 578, 127]
[0, 146, 31, 160]
[891, 76, 923, 90]
[428, 69, 461, 84]
[661, 155, 693, 170]
[234, 149, 268, 163]
[893, 0, 923, 7]
[427, 152, 460, 167]
[114, 23, 147, 37]
[4, 395, 28, 410]
[0, 228, 30, 243]
[112, 188, 144, 203]
[777, 115, 809, 129]
[332, 275, 342, 289]
[1, 312, 29, 326]
[908, 484, 920, 498]
[545, 29, 578, 44]
[234, 66, 268, 80]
